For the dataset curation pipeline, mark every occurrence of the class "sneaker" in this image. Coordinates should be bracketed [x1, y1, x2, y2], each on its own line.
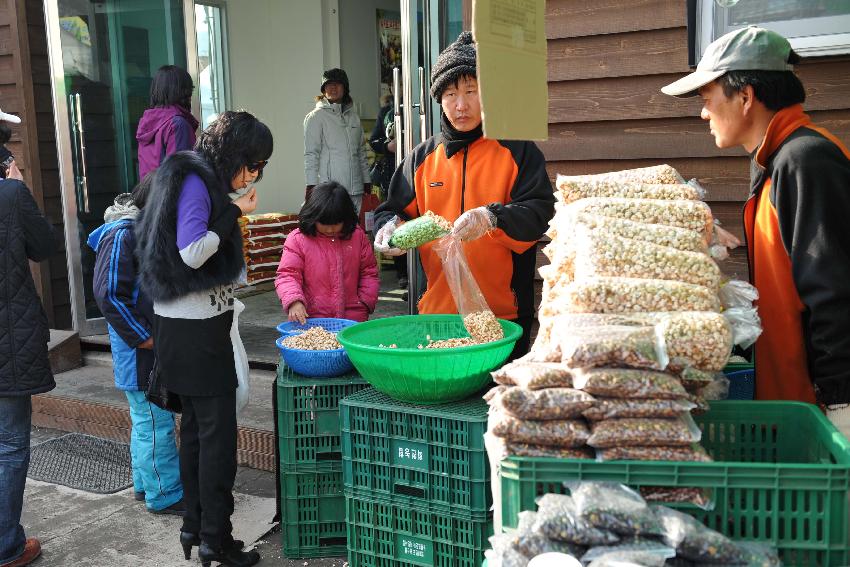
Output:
[134, 491, 145, 502]
[0, 538, 41, 567]
[149, 499, 186, 517]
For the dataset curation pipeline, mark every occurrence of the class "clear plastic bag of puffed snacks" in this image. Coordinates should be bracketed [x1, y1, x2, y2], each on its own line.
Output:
[564, 197, 714, 239]
[542, 277, 720, 316]
[533, 493, 620, 546]
[587, 416, 702, 449]
[566, 482, 665, 538]
[571, 231, 721, 291]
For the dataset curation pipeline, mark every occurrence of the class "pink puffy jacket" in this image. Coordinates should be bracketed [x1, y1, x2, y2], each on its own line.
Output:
[275, 227, 380, 322]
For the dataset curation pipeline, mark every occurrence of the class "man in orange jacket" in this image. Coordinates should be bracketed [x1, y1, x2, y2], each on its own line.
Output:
[662, 27, 850, 426]
[374, 32, 555, 359]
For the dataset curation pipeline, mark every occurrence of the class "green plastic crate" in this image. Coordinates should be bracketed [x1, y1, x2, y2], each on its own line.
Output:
[280, 467, 347, 558]
[499, 401, 850, 567]
[346, 493, 492, 567]
[340, 388, 490, 513]
[277, 363, 368, 470]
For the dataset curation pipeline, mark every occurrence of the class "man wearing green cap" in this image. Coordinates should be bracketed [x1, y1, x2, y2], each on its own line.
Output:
[662, 27, 850, 420]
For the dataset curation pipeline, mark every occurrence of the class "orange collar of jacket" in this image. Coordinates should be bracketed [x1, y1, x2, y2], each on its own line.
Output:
[754, 104, 811, 169]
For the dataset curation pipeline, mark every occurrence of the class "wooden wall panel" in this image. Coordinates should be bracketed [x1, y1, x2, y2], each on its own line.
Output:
[548, 28, 689, 82]
[541, 110, 850, 161]
[549, 60, 850, 124]
[546, 0, 684, 39]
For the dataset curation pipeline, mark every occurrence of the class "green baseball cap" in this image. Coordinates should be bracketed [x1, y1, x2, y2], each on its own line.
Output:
[662, 26, 794, 98]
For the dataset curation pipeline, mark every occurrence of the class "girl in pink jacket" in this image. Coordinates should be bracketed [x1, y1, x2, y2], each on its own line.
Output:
[276, 181, 380, 323]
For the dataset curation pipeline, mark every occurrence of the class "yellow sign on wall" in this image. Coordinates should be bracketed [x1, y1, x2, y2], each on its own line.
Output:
[473, 0, 548, 141]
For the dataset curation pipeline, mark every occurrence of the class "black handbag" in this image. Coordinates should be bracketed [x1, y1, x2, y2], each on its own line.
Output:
[145, 357, 182, 413]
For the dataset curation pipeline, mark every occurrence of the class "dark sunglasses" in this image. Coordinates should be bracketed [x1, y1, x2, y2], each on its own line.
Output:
[247, 160, 268, 173]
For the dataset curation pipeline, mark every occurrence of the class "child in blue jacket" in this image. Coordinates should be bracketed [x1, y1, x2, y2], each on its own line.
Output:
[87, 177, 184, 515]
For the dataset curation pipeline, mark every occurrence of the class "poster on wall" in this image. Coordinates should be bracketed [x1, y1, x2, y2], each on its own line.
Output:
[377, 10, 402, 102]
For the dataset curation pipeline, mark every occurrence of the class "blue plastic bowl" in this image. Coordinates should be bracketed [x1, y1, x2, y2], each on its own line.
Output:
[276, 318, 358, 337]
[275, 336, 355, 378]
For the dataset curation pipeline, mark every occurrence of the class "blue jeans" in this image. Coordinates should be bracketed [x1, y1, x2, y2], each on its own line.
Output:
[0, 396, 31, 564]
[125, 391, 183, 511]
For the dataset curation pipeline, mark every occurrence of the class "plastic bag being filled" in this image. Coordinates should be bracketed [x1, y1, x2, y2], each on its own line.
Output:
[433, 235, 503, 343]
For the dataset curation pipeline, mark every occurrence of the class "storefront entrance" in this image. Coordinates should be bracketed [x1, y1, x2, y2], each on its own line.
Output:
[44, 0, 464, 336]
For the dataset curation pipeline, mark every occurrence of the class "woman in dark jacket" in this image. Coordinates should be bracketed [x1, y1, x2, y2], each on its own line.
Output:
[136, 111, 272, 567]
[0, 160, 55, 567]
[368, 97, 408, 289]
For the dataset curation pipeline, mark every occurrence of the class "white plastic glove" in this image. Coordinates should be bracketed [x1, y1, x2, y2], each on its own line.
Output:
[374, 216, 406, 256]
[452, 206, 496, 241]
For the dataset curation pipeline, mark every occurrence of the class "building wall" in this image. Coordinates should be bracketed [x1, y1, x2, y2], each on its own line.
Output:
[541, 0, 850, 279]
[225, 0, 327, 217]
[1, 0, 70, 328]
[226, 0, 394, 216]
[339, 0, 400, 121]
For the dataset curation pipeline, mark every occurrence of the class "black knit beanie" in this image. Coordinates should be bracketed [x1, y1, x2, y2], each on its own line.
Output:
[321, 68, 350, 96]
[430, 31, 477, 101]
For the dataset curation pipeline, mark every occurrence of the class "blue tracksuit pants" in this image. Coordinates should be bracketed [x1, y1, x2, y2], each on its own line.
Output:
[125, 391, 183, 510]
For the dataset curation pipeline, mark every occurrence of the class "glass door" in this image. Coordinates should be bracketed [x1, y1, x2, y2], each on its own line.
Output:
[45, 0, 190, 335]
[397, 0, 466, 313]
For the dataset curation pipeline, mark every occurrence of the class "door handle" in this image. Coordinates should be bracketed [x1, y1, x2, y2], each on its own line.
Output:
[418, 66, 428, 145]
[72, 93, 90, 213]
[393, 66, 403, 167]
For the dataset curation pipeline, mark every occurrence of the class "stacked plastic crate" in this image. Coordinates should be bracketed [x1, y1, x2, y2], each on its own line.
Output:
[340, 388, 493, 567]
[276, 364, 368, 558]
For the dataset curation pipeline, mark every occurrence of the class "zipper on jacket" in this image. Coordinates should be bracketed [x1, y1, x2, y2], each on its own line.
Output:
[743, 193, 758, 286]
[460, 146, 469, 214]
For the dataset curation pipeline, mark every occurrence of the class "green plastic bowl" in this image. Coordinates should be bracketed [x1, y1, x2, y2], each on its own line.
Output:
[337, 315, 521, 404]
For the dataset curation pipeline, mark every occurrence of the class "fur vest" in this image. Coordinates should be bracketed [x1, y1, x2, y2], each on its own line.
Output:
[136, 151, 244, 302]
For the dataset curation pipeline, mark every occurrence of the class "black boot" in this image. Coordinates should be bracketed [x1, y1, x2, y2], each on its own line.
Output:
[198, 541, 259, 567]
[180, 532, 245, 561]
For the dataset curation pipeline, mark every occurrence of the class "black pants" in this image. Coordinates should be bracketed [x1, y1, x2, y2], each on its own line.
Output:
[179, 392, 237, 548]
[508, 316, 534, 362]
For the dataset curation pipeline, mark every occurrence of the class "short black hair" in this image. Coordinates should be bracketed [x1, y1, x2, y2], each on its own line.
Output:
[0, 123, 11, 145]
[298, 181, 359, 239]
[436, 73, 477, 102]
[195, 110, 273, 189]
[718, 55, 805, 111]
[131, 172, 154, 209]
[150, 65, 194, 109]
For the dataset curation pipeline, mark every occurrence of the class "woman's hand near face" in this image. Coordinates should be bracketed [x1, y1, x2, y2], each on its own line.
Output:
[233, 186, 258, 215]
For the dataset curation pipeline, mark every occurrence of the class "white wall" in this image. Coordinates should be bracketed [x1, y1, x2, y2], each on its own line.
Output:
[224, 0, 392, 215]
[225, 0, 327, 215]
[338, 0, 400, 121]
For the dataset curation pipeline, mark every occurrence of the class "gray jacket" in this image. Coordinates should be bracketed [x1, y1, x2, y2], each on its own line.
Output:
[303, 98, 370, 195]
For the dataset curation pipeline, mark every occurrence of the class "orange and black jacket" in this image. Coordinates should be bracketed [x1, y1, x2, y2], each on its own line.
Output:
[744, 104, 850, 405]
[374, 120, 555, 321]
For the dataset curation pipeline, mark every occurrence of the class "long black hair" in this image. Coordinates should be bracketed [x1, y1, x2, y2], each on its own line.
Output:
[195, 110, 273, 188]
[299, 181, 359, 239]
[149, 65, 194, 109]
[130, 172, 154, 209]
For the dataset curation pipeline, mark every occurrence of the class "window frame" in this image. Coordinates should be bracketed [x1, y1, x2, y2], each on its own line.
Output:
[696, 0, 850, 60]
[193, 0, 231, 127]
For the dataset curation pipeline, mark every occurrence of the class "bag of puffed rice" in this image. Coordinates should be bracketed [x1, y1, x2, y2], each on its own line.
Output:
[432, 235, 503, 343]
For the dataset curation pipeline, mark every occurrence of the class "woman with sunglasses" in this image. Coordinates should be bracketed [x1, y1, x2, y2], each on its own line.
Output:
[136, 110, 272, 567]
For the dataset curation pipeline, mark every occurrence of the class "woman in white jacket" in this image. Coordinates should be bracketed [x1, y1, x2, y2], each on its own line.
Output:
[303, 68, 371, 214]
